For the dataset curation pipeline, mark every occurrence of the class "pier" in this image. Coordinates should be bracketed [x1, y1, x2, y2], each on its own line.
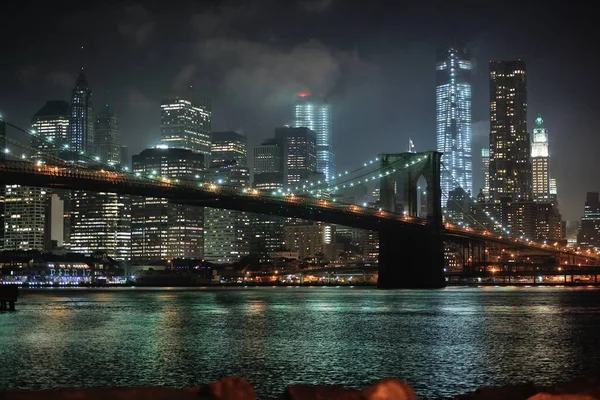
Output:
[0, 286, 18, 311]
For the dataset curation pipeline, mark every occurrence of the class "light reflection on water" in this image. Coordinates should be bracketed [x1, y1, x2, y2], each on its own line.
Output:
[1, 286, 600, 399]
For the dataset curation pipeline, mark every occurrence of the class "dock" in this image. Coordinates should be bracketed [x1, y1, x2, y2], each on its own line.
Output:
[0, 285, 18, 311]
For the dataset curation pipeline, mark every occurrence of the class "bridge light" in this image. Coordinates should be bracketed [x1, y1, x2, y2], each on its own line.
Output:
[364, 163, 367, 166]
[21, 154, 26, 159]
[94, 156, 100, 161]
[123, 166, 129, 171]
[4, 148, 9, 154]
[135, 172, 141, 177]
[63, 144, 69, 149]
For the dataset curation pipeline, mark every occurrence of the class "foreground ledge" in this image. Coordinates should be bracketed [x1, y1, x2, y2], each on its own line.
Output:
[3, 376, 600, 399]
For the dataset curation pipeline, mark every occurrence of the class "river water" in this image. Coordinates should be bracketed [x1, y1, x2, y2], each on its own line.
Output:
[1, 286, 600, 398]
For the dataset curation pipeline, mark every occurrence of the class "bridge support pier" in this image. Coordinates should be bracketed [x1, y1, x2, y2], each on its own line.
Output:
[377, 229, 445, 289]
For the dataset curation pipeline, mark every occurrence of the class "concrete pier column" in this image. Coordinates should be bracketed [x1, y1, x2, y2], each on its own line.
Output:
[378, 228, 445, 289]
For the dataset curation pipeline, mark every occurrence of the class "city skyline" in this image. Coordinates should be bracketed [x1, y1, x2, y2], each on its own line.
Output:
[1, 1, 597, 221]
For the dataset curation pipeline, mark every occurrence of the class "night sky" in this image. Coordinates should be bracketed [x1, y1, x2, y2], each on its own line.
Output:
[1, 0, 596, 221]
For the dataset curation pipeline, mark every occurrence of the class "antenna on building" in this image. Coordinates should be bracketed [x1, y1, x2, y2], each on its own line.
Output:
[408, 138, 415, 153]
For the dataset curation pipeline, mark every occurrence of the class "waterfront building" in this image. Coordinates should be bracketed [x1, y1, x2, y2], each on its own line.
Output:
[532, 114, 550, 203]
[70, 191, 131, 261]
[131, 147, 205, 264]
[284, 222, 336, 261]
[274, 127, 317, 187]
[211, 131, 247, 167]
[481, 148, 489, 200]
[578, 192, 600, 250]
[3, 185, 48, 250]
[293, 93, 334, 181]
[94, 104, 121, 165]
[489, 60, 531, 201]
[436, 46, 472, 203]
[68, 70, 94, 154]
[160, 96, 211, 159]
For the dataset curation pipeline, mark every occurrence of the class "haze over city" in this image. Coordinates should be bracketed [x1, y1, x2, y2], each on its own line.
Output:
[2, 0, 597, 221]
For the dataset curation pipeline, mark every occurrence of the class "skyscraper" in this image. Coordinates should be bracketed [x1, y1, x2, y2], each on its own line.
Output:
[68, 70, 94, 154]
[160, 97, 211, 158]
[481, 148, 490, 200]
[489, 60, 530, 201]
[578, 192, 600, 250]
[274, 127, 317, 186]
[293, 93, 334, 181]
[3, 185, 48, 250]
[211, 131, 247, 167]
[531, 114, 550, 202]
[436, 46, 472, 202]
[253, 139, 283, 191]
[31, 101, 70, 158]
[94, 104, 122, 165]
[131, 148, 205, 263]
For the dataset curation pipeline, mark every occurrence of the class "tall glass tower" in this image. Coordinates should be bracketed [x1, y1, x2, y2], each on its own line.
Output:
[160, 96, 211, 159]
[436, 47, 472, 204]
[293, 93, 334, 181]
[68, 70, 94, 154]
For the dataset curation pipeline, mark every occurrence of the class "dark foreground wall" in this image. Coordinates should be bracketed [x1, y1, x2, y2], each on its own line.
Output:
[3, 376, 600, 399]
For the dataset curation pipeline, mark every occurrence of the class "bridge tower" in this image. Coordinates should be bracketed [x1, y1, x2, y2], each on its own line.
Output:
[378, 151, 445, 289]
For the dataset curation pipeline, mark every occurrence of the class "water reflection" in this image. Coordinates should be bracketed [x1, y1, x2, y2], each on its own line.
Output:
[1, 287, 600, 398]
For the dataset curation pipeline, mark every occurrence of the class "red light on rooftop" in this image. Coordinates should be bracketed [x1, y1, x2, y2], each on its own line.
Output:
[297, 92, 311, 98]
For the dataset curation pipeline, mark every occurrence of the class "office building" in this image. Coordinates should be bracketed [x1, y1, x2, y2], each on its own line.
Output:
[489, 60, 530, 201]
[44, 194, 64, 250]
[3, 185, 48, 250]
[578, 192, 600, 250]
[160, 96, 211, 158]
[253, 139, 283, 190]
[293, 93, 334, 181]
[284, 222, 336, 261]
[31, 101, 70, 158]
[436, 46, 472, 202]
[203, 163, 250, 263]
[274, 127, 317, 187]
[131, 147, 205, 263]
[94, 104, 122, 165]
[211, 131, 247, 167]
[531, 114, 550, 202]
[68, 70, 94, 154]
[70, 191, 131, 261]
[481, 148, 489, 200]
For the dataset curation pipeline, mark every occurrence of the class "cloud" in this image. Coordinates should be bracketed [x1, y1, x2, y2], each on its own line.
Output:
[190, 3, 258, 37]
[172, 65, 197, 91]
[46, 71, 74, 90]
[298, 0, 334, 13]
[127, 87, 154, 113]
[473, 120, 489, 141]
[118, 4, 156, 45]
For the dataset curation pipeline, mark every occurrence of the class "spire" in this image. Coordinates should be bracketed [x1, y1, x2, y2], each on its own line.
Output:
[535, 113, 544, 127]
[75, 69, 88, 88]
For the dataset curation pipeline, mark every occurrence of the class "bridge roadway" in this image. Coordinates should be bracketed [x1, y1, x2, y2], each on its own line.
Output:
[0, 161, 586, 254]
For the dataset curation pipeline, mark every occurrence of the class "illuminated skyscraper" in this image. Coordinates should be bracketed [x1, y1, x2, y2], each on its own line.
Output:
[578, 192, 600, 250]
[253, 139, 283, 191]
[274, 127, 317, 186]
[131, 148, 205, 263]
[211, 131, 247, 167]
[94, 104, 122, 165]
[436, 46, 472, 203]
[481, 148, 490, 200]
[68, 70, 94, 154]
[531, 114, 550, 202]
[293, 94, 334, 181]
[489, 60, 530, 201]
[31, 101, 70, 157]
[160, 97, 211, 158]
[3, 185, 48, 250]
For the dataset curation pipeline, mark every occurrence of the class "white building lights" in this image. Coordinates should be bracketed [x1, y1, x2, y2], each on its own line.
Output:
[436, 47, 472, 205]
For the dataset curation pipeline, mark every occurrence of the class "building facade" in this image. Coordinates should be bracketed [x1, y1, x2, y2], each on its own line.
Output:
[211, 131, 247, 167]
[160, 97, 211, 158]
[578, 192, 600, 250]
[436, 46, 472, 202]
[531, 114, 550, 202]
[489, 60, 531, 201]
[94, 104, 122, 165]
[293, 93, 334, 181]
[31, 101, 70, 158]
[284, 222, 336, 261]
[70, 191, 131, 261]
[274, 127, 317, 187]
[68, 70, 94, 154]
[131, 148, 205, 264]
[481, 148, 490, 200]
[253, 139, 283, 191]
[3, 185, 48, 250]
